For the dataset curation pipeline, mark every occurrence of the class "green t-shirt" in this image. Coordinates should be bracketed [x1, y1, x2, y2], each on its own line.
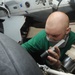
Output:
[22, 30, 75, 63]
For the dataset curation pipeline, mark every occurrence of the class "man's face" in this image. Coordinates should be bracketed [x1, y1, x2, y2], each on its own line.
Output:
[45, 27, 66, 42]
[45, 11, 70, 42]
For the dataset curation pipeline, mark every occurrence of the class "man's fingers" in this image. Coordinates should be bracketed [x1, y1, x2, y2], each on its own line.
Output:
[47, 47, 60, 66]
[47, 56, 57, 65]
[54, 47, 60, 57]
[48, 47, 60, 59]
[48, 49, 59, 59]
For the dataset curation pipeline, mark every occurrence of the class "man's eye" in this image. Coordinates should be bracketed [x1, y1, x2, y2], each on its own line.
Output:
[52, 35, 59, 37]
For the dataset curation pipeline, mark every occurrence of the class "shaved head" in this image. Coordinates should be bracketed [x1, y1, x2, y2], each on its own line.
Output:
[46, 11, 69, 31]
[45, 11, 70, 41]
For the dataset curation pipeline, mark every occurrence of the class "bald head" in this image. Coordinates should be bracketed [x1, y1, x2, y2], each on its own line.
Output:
[45, 11, 70, 41]
[46, 11, 69, 30]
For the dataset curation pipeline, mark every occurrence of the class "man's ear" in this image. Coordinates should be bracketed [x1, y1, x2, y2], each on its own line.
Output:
[66, 27, 71, 34]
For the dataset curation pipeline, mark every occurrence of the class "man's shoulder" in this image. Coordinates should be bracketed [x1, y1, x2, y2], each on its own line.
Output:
[26, 30, 46, 43]
[33, 30, 46, 38]
[69, 31, 75, 42]
[24, 30, 47, 47]
[37, 30, 46, 35]
[69, 31, 75, 37]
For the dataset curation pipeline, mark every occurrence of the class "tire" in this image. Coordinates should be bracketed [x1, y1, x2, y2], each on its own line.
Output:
[0, 33, 43, 75]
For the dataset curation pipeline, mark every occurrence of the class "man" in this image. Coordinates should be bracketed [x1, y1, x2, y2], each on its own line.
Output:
[21, 11, 75, 69]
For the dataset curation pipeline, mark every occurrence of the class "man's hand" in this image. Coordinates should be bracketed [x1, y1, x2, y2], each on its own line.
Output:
[47, 47, 61, 68]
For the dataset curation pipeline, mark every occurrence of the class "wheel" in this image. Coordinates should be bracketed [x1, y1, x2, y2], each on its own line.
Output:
[0, 33, 43, 75]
